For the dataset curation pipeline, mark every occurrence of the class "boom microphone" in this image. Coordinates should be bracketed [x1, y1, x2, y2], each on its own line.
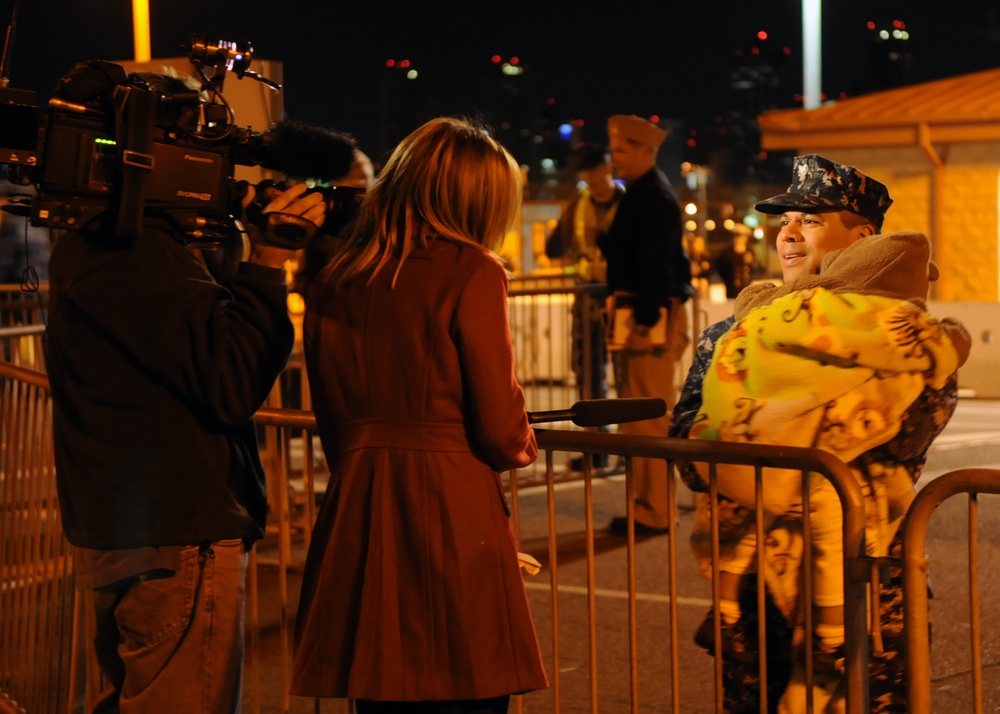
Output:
[528, 398, 667, 427]
[246, 120, 358, 182]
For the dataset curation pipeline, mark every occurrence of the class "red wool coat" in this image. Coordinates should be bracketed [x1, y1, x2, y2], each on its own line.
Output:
[291, 238, 549, 701]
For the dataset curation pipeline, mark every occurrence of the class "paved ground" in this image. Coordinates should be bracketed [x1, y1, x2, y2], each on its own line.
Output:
[248, 398, 1000, 713]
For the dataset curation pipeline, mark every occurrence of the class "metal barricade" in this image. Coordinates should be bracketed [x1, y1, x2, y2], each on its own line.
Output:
[0, 362, 74, 714]
[520, 430, 870, 714]
[902, 467, 1000, 714]
[1, 357, 937, 714]
[0, 285, 47, 370]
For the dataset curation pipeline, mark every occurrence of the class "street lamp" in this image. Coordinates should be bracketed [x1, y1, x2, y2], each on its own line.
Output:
[132, 0, 151, 62]
[803, 0, 820, 108]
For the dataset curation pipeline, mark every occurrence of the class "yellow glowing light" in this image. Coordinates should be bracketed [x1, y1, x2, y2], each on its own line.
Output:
[406, 70, 418, 80]
[684, 202, 698, 215]
[685, 220, 698, 232]
[704, 219, 716, 231]
[132, 0, 151, 62]
[723, 218, 735, 231]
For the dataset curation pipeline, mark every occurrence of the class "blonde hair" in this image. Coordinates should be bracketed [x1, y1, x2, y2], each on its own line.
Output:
[327, 117, 521, 290]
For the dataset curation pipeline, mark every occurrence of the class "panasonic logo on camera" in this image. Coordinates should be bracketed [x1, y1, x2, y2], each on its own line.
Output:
[184, 154, 215, 163]
[177, 190, 212, 201]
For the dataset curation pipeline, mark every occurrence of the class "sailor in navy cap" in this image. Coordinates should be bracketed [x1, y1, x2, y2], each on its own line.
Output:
[601, 115, 694, 537]
[755, 154, 893, 283]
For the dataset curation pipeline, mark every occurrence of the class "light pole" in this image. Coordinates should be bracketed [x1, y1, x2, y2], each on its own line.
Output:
[132, 0, 151, 62]
[802, 0, 821, 108]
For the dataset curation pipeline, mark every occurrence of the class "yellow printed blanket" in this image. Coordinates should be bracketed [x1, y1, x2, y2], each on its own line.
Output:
[690, 287, 961, 462]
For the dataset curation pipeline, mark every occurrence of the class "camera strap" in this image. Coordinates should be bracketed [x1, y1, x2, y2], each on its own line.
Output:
[112, 85, 157, 241]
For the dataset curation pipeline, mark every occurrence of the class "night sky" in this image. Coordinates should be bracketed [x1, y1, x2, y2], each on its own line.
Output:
[2, 0, 998, 158]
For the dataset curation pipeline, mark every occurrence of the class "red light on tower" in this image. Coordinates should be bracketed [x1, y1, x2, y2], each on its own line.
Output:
[510, 56, 520, 65]
[649, 114, 660, 124]
[757, 30, 768, 41]
[386, 59, 395, 68]
[491, 54, 501, 63]
[893, 19, 906, 29]
[399, 59, 411, 69]
[866, 21, 876, 30]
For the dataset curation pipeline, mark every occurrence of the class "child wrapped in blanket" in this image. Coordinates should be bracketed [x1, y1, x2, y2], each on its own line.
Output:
[688, 230, 971, 672]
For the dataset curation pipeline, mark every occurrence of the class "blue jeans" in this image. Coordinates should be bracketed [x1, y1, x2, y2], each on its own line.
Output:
[87, 539, 248, 714]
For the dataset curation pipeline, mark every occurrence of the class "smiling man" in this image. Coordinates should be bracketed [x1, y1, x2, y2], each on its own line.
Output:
[756, 154, 891, 283]
[668, 156, 960, 712]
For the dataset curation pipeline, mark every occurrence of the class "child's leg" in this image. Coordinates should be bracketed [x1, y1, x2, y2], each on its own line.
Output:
[715, 529, 762, 624]
[809, 476, 845, 648]
[718, 571, 743, 624]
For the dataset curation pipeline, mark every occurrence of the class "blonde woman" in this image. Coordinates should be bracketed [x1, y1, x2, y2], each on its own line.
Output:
[291, 117, 548, 714]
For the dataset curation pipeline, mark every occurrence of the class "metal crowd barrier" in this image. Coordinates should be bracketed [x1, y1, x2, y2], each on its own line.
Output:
[522, 430, 870, 714]
[902, 468, 1000, 714]
[1, 358, 891, 714]
[0, 362, 74, 714]
[0, 285, 47, 371]
[4, 285, 996, 712]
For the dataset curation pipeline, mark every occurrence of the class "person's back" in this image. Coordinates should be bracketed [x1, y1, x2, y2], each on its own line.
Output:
[292, 116, 548, 714]
[304, 238, 533, 465]
[46, 218, 289, 547]
[45, 178, 324, 713]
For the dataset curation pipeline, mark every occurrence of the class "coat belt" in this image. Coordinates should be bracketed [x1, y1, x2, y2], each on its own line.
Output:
[338, 419, 472, 452]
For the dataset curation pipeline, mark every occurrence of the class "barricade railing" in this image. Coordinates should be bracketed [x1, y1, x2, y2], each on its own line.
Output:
[524, 429, 870, 714]
[507, 280, 611, 420]
[0, 361, 73, 714]
[0, 284, 47, 370]
[1, 360, 887, 714]
[902, 467, 1000, 714]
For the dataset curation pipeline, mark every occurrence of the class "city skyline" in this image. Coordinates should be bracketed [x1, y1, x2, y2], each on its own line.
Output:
[2, 0, 998, 161]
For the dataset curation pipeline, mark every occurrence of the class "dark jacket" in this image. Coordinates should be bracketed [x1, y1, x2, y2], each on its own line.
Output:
[598, 166, 693, 326]
[45, 221, 293, 548]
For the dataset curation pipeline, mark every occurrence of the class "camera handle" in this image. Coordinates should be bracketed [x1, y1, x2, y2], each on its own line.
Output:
[259, 212, 317, 250]
[112, 84, 157, 241]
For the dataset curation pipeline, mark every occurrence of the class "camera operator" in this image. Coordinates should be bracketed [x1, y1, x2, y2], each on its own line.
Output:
[44, 180, 324, 713]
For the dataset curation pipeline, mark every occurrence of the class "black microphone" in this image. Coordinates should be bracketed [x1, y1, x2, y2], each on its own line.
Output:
[528, 398, 667, 427]
[252, 120, 358, 182]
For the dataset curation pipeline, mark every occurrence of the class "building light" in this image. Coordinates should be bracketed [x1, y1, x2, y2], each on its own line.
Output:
[501, 63, 524, 76]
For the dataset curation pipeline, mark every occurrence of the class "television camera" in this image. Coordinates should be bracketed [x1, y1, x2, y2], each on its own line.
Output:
[0, 35, 358, 247]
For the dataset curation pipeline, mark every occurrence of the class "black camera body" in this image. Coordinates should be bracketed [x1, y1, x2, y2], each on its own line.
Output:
[29, 102, 236, 238]
[1, 36, 357, 246]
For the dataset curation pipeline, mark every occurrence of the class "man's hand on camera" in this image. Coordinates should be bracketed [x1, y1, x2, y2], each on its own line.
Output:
[246, 183, 326, 269]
